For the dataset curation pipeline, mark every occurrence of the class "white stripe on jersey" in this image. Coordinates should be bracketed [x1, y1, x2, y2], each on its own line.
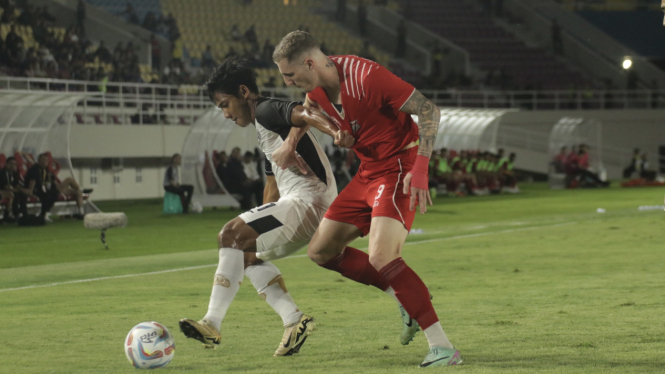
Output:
[353, 61, 361, 99]
[349, 59, 357, 98]
[342, 58, 351, 97]
[360, 62, 367, 98]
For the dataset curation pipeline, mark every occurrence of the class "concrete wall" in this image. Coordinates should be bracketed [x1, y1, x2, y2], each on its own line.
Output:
[69, 124, 189, 158]
[75, 166, 165, 201]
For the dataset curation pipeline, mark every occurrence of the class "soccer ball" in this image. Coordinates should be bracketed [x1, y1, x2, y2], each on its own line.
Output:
[124, 322, 175, 369]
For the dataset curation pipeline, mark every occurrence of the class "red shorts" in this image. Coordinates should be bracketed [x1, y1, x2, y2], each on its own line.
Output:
[325, 146, 418, 236]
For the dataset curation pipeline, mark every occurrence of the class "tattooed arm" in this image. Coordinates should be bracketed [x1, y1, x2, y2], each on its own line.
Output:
[399, 90, 440, 214]
[399, 90, 441, 159]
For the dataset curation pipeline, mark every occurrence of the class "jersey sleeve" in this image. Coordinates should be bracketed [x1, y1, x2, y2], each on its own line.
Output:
[363, 65, 416, 112]
[255, 99, 298, 131]
[264, 155, 274, 176]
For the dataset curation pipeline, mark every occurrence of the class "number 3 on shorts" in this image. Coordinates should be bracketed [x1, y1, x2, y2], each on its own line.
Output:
[375, 184, 385, 200]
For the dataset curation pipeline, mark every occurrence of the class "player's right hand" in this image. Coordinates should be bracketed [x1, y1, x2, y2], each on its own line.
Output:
[334, 130, 355, 148]
[272, 142, 308, 174]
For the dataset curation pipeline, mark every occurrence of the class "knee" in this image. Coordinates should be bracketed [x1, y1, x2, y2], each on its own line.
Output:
[307, 247, 328, 265]
[368, 251, 397, 271]
[218, 223, 239, 249]
[307, 235, 342, 265]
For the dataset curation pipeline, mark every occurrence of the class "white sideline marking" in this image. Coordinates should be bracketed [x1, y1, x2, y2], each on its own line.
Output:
[0, 222, 574, 293]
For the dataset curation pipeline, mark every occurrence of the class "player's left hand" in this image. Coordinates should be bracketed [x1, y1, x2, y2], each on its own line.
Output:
[272, 142, 308, 174]
[403, 172, 433, 214]
[334, 130, 355, 148]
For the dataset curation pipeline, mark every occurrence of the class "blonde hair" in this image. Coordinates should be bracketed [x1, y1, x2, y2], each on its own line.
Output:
[272, 31, 320, 63]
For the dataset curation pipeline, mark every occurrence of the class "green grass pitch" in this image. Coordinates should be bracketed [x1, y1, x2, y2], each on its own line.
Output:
[1, 183, 664, 373]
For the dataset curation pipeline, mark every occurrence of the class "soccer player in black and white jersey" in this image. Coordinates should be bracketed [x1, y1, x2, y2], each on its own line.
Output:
[179, 57, 354, 356]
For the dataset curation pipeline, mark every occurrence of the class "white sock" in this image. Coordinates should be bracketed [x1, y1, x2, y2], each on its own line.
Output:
[385, 286, 402, 306]
[423, 322, 454, 349]
[245, 261, 302, 327]
[203, 248, 244, 331]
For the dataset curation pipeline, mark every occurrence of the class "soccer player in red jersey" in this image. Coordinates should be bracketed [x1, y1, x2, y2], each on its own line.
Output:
[270, 31, 462, 367]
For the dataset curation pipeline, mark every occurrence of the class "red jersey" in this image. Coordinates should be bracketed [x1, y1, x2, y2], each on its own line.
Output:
[307, 55, 419, 163]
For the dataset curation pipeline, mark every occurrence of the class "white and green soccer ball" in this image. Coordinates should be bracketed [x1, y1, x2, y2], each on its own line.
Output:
[124, 322, 175, 369]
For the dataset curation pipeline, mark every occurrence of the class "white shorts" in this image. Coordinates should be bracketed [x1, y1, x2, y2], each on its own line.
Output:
[238, 196, 327, 262]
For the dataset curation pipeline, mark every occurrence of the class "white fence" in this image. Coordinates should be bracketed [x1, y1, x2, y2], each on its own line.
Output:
[1, 77, 663, 127]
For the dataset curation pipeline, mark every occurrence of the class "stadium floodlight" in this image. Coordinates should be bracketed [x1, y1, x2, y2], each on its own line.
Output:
[622, 57, 632, 70]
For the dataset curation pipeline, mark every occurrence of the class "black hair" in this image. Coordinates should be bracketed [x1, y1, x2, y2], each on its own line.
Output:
[244, 151, 253, 158]
[172, 153, 180, 161]
[205, 57, 259, 101]
[6, 156, 15, 163]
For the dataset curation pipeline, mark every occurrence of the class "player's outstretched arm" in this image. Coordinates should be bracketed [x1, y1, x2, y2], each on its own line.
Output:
[290, 106, 355, 148]
[399, 90, 441, 214]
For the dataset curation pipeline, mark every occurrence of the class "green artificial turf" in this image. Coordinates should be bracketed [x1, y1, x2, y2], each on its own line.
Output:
[1, 183, 664, 373]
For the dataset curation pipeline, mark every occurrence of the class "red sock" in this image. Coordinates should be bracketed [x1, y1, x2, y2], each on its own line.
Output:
[320, 247, 389, 291]
[379, 258, 439, 330]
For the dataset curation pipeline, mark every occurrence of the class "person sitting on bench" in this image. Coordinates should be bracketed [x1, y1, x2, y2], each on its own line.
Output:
[0, 156, 28, 221]
[164, 153, 194, 213]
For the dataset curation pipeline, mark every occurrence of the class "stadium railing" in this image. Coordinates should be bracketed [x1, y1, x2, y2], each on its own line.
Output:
[1, 77, 663, 125]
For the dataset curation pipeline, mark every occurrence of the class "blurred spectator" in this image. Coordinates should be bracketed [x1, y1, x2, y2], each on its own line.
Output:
[639, 153, 656, 181]
[17, 4, 35, 26]
[1, 2, 17, 23]
[164, 153, 194, 213]
[171, 37, 183, 64]
[150, 34, 161, 70]
[119, 3, 139, 25]
[500, 152, 518, 193]
[431, 44, 444, 78]
[225, 148, 251, 209]
[6, 25, 22, 57]
[225, 46, 239, 60]
[24, 153, 60, 222]
[94, 41, 112, 63]
[623, 148, 641, 179]
[262, 39, 274, 63]
[202, 45, 216, 69]
[0, 156, 28, 221]
[573, 145, 608, 187]
[231, 24, 242, 42]
[244, 24, 258, 46]
[143, 12, 159, 32]
[243, 151, 264, 205]
[214, 151, 229, 188]
[552, 146, 567, 173]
